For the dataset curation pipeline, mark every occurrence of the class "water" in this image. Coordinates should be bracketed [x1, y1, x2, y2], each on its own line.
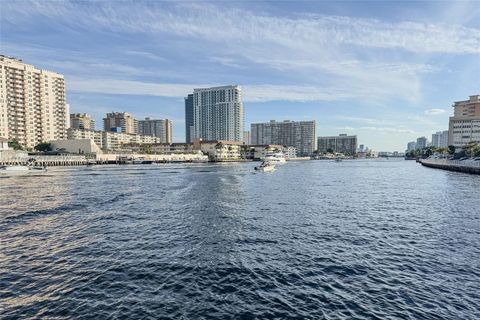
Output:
[1, 159, 479, 319]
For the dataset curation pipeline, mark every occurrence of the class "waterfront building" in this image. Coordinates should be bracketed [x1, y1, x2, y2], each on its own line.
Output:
[192, 139, 242, 161]
[416, 136, 427, 150]
[103, 112, 137, 134]
[406, 141, 417, 151]
[251, 120, 316, 156]
[189, 85, 244, 142]
[70, 113, 95, 130]
[185, 94, 194, 143]
[0, 55, 68, 149]
[448, 95, 480, 148]
[431, 130, 449, 148]
[68, 128, 163, 152]
[138, 117, 172, 144]
[243, 131, 251, 145]
[317, 134, 357, 155]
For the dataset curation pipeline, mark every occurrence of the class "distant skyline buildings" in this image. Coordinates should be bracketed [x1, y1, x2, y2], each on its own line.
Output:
[416, 136, 428, 150]
[103, 112, 137, 134]
[70, 113, 95, 131]
[138, 117, 172, 144]
[318, 134, 358, 155]
[251, 120, 317, 156]
[188, 85, 244, 142]
[431, 130, 448, 148]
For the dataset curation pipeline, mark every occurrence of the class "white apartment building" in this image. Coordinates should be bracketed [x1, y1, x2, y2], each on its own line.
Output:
[448, 95, 480, 148]
[68, 128, 163, 153]
[251, 120, 317, 156]
[0, 55, 68, 149]
[137, 117, 172, 144]
[431, 130, 448, 148]
[191, 85, 244, 142]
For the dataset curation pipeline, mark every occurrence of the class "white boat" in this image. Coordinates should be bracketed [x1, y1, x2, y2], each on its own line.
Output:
[132, 157, 154, 164]
[254, 161, 276, 172]
[0, 164, 47, 175]
[263, 151, 287, 163]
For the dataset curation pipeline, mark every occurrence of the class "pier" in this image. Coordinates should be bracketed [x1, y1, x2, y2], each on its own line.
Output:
[420, 159, 480, 174]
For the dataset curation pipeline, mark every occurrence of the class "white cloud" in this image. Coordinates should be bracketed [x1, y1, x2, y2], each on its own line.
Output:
[424, 108, 447, 115]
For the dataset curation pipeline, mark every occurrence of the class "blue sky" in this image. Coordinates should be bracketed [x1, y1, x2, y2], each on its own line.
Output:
[2, 1, 479, 151]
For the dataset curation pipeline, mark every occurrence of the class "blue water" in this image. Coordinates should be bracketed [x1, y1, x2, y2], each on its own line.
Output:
[1, 159, 479, 319]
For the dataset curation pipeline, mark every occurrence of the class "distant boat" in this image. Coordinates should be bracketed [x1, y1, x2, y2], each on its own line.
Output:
[263, 151, 287, 163]
[132, 157, 154, 164]
[0, 164, 47, 175]
[255, 161, 276, 172]
[335, 157, 342, 162]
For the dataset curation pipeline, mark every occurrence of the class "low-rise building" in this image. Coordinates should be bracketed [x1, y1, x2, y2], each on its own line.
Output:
[193, 139, 242, 161]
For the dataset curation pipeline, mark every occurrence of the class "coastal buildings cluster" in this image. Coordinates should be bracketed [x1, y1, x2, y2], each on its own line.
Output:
[406, 95, 480, 152]
[2, 54, 477, 165]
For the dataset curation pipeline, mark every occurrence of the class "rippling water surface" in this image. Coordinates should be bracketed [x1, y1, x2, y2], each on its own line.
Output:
[1, 159, 480, 319]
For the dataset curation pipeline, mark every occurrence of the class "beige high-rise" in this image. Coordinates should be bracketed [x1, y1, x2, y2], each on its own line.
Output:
[103, 112, 137, 134]
[448, 95, 480, 148]
[0, 55, 68, 149]
[70, 113, 96, 130]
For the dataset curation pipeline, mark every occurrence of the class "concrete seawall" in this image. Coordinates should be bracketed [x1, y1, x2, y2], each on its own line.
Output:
[421, 159, 480, 174]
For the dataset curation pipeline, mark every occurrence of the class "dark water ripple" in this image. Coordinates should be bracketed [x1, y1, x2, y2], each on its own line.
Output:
[1, 160, 480, 319]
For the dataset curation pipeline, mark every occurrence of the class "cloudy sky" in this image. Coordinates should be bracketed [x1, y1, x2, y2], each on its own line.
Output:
[2, 0, 479, 151]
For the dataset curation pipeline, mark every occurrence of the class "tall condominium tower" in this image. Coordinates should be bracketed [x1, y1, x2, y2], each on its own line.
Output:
[103, 112, 137, 134]
[189, 85, 244, 142]
[70, 113, 96, 130]
[0, 55, 68, 149]
[184, 94, 194, 143]
[138, 117, 173, 144]
[448, 95, 480, 148]
[251, 120, 317, 156]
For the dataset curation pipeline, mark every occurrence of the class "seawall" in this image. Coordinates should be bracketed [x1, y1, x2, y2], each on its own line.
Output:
[420, 159, 480, 175]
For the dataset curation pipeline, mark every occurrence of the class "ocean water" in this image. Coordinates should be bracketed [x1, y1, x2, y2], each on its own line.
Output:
[1, 159, 479, 319]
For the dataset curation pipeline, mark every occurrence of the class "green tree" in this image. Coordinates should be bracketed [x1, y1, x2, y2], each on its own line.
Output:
[447, 145, 456, 155]
[34, 142, 51, 152]
[8, 140, 23, 150]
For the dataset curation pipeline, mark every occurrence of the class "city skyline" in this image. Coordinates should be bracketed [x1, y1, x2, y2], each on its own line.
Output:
[2, 1, 479, 151]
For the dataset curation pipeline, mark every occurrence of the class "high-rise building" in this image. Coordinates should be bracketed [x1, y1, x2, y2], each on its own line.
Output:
[317, 134, 357, 155]
[448, 95, 480, 148]
[103, 112, 137, 134]
[184, 94, 194, 143]
[416, 136, 427, 149]
[406, 141, 417, 151]
[0, 55, 68, 149]
[431, 130, 448, 148]
[189, 85, 244, 142]
[251, 120, 317, 156]
[70, 113, 95, 130]
[138, 117, 172, 144]
[243, 131, 251, 145]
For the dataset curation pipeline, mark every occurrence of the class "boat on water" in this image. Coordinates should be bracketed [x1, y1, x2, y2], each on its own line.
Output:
[0, 164, 47, 175]
[132, 157, 154, 164]
[263, 151, 287, 163]
[254, 161, 276, 172]
[335, 157, 342, 162]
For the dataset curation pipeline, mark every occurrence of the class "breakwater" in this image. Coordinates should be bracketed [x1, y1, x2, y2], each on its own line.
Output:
[421, 158, 480, 174]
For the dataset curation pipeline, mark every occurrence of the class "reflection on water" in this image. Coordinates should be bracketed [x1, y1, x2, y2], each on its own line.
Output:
[1, 161, 480, 319]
